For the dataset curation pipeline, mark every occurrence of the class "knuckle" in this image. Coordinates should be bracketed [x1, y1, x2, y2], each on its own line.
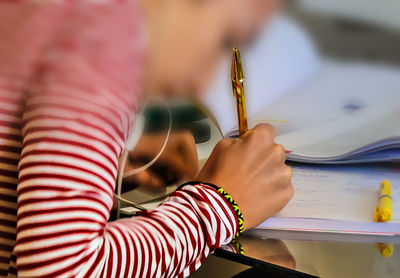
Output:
[216, 138, 233, 150]
[274, 144, 287, 162]
[281, 167, 294, 203]
[179, 131, 195, 144]
[281, 183, 294, 205]
[254, 124, 275, 140]
[284, 166, 293, 180]
[288, 183, 294, 200]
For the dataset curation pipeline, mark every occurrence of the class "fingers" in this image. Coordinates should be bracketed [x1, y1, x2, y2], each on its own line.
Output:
[254, 123, 276, 139]
[273, 165, 293, 191]
[274, 144, 287, 164]
[274, 165, 294, 211]
[215, 138, 235, 150]
[154, 131, 198, 180]
[125, 131, 199, 192]
[241, 124, 276, 143]
[123, 168, 166, 193]
[239, 124, 277, 161]
[155, 153, 195, 183]
[174, 131, 199, 176]
[135, 170, 166, 193]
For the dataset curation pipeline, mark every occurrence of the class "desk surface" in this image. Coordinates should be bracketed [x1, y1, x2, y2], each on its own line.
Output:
[212, 232, 400, 278]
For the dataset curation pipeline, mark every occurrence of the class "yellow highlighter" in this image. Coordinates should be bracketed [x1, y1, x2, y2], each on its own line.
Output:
[374, 180, 392, 222]
[375, 243, 394, 257]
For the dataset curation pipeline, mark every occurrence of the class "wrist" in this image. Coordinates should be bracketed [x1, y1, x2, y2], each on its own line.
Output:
[177, 181, 244, 237]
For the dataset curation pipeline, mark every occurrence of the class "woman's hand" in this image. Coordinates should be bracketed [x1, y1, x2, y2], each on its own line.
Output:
[197, 124, 293, 230]
[123, 131, 198, 193]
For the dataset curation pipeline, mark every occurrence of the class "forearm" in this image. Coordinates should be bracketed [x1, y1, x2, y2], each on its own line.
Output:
[17, 164, 237, 278]
[106, 184, 237, 278]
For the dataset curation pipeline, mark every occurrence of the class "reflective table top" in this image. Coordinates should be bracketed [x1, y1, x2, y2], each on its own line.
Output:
[214, 231, 400, 278]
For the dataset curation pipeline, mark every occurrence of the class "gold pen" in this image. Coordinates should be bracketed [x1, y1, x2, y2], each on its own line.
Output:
[231, 48, 248, 136]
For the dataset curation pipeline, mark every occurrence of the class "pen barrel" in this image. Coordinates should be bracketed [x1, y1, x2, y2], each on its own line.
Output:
[232, 81, 248, 136]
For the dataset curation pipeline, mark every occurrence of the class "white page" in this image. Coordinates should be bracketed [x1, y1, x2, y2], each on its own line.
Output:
[275, 165, 400, 223]
[257, 217, 400, 235]
[278, 103, 400, 160]
[248, 60, 400, 136]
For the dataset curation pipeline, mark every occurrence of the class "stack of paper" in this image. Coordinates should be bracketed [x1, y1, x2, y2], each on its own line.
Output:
[256, 165, 400, 236]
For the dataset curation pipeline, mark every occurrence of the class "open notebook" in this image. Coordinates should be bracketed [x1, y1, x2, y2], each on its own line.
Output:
[256, 165, 400, 236]
[206, 61, 400, 165]
[247, 61, 400, 164]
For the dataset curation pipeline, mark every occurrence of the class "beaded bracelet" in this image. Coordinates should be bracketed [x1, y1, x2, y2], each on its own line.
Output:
[177, 182, 244, 237]
[231, 238, 244, 255]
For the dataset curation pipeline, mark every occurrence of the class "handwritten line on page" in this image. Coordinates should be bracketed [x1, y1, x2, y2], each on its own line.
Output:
[257, 165, 400, 235]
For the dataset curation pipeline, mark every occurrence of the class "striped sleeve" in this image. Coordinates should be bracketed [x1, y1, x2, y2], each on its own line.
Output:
[0, 2, 70, 277]
[13, 1, 238, 278]
[0, 85, 23, 278]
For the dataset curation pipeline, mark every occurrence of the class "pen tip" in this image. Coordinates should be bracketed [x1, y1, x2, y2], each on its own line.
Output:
[231, 47, 244, 82]
[232, 48, 241, 63]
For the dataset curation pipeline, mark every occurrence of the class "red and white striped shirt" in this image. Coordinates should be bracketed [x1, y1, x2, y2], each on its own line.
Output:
[0, 1, 238, 277]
